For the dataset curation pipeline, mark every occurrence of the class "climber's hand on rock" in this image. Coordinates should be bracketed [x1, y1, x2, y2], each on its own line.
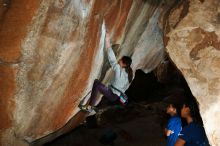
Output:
[105, 32, 111, 49]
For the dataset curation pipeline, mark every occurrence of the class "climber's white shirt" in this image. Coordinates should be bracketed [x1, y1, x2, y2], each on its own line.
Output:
[107, 47, 130, 96]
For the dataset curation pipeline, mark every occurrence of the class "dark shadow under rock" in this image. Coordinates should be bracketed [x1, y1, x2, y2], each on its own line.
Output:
[44, 102, 168, 146]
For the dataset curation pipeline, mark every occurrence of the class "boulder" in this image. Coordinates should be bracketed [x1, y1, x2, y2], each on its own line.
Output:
[165, 0, 220, 145]
[0, 0, 169, 145]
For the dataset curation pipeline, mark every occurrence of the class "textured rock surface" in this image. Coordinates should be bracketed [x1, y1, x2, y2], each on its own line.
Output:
[165, 0, 220, 145]
[2, 0, 219, 145]
[0, 0, 169, 145]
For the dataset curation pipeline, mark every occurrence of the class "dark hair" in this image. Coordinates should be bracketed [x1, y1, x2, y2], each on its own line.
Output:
[169, 103, 181, 116]
[183, 96, 204, 126]
[164, 93, 184, 116]
[164, 96, 182, 116]
[121, 56, 133, 83]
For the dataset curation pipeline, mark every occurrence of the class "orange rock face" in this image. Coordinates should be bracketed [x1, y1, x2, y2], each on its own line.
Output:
[0, 0, 41, 145]
[0, 0, 41, 62]
[0, 65, 16, 145]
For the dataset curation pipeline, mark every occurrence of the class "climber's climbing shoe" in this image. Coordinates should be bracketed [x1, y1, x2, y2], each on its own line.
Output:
[79, 104, 96, 113]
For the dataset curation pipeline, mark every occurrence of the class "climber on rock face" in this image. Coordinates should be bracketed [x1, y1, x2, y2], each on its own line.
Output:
[79, 32, 133, 113]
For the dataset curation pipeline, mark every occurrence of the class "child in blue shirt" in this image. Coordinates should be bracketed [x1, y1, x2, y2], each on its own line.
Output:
[165, 103, 182, 146]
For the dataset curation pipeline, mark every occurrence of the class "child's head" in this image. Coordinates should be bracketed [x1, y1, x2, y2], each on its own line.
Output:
[164, 93, 183, 117]
[166, 103, 180, 116]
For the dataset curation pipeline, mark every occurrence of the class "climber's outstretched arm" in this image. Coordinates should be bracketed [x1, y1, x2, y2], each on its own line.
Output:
[105, 33, 120, 72]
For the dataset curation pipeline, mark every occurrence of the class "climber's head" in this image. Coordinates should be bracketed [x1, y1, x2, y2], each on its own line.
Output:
[120, 56, 133, 83]
[119, 56, 132, 68]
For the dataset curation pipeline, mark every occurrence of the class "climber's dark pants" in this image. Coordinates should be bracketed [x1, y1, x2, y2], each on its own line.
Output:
[89, 80, 119, 106]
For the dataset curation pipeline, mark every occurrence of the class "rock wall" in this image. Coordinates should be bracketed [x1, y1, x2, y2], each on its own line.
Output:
[0, 0, 170, 145]
[165, 0, 220, 145]
[2, 0, 219, 145]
